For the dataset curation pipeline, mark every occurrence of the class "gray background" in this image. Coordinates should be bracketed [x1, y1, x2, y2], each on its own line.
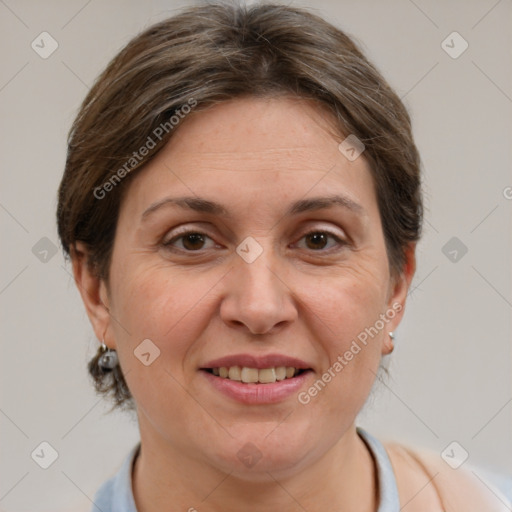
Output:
[0, 0, 510, 510]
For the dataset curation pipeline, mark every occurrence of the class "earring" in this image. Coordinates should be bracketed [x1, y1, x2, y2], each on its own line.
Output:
[386, 332, 395, 354]
[98, 340, 119, 371]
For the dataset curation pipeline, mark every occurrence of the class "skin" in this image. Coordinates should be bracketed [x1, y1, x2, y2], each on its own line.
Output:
[72, 96, 416, 512]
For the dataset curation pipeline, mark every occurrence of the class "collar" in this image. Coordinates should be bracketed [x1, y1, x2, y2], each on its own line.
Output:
[91, 427, 400, 511]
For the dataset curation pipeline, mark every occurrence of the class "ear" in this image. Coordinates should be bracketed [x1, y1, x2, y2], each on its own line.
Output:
[382, 243, 416, 355]
[70, 242, 116, 349]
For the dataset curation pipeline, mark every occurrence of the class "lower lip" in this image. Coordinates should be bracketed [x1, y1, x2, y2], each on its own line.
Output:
[201, 370, 312, 404]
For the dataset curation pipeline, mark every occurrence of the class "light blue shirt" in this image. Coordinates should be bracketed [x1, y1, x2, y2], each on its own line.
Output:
[90, 427, 399, 511]
[90, 427, 511, 511]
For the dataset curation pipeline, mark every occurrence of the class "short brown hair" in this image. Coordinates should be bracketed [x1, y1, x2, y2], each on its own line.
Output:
[57, 1, 422, 409]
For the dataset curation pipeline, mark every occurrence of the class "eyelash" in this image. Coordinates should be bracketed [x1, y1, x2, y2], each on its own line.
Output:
[161, 229, 346, 254]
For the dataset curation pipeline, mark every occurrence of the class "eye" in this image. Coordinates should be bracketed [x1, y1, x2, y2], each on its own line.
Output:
[295, 230, 346, 251]
[162, 231, 217, 252]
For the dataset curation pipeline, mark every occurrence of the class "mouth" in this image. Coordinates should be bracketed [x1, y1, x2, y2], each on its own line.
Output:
[202, 366, 309, 384]
[199, 354, 313, 404]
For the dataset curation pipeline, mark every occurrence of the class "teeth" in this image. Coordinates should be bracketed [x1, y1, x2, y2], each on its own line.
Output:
[241, 367, 259, 383]
[228, 366, 242, 381]
[275, 366, 287, 381]
[258, 368, 276, 383]
[211, 366, 301, 384]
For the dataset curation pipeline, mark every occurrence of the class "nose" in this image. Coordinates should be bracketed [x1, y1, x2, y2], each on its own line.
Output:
[219, 245, 298, 336]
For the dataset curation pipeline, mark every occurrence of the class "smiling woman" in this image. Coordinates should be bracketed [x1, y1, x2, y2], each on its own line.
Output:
[55, 2, 510, 512]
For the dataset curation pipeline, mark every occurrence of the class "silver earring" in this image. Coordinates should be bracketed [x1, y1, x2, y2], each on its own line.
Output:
[98, 341, 119, 371]
[388, 332, 395, 340]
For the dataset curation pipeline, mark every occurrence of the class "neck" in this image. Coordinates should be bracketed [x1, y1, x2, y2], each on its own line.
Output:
[132, 422, 378, 512]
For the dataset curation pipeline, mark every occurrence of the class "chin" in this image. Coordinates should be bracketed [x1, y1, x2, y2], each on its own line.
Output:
[206, 426, 316, 479]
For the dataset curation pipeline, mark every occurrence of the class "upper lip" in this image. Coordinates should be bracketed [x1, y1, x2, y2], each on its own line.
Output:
[201, 353, 312, 370]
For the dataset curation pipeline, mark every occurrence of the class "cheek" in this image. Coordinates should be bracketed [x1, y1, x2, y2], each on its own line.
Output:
[302, 261, 389, 344]
[108, 260, 233, 385]
[112, 264, 210, 346]
[107, 264, 218, 421]
[297, 265, 388, 405]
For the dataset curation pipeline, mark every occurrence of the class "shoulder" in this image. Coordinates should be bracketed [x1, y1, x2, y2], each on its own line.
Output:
[383, 440, 512, 512]
[91, 476, 114, 511]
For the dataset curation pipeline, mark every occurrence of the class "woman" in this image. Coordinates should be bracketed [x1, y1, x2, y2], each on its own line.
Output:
[56, 2, 510, 511]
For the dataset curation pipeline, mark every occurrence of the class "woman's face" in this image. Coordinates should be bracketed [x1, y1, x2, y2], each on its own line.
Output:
[80, 96, 413, 477]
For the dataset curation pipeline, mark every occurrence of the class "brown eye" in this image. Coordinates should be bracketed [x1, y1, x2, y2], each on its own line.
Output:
[296, 231, 345, 251]
[181, 233, 206, 250]
[305, 232, 329, 250]
[163, 231, 215, 252]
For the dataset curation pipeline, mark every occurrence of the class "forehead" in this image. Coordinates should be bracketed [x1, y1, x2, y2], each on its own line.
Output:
[168, 95, 339, 154]
[120, 96, 377, 218]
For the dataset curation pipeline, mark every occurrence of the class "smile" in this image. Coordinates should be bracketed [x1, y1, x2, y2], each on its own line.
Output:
[205, 366, 305, 384]
[200, 353, 313, 404]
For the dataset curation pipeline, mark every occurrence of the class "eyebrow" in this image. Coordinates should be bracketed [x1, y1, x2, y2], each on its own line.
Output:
[141, 194, 365, 220]
[288, 195, 364, 216]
